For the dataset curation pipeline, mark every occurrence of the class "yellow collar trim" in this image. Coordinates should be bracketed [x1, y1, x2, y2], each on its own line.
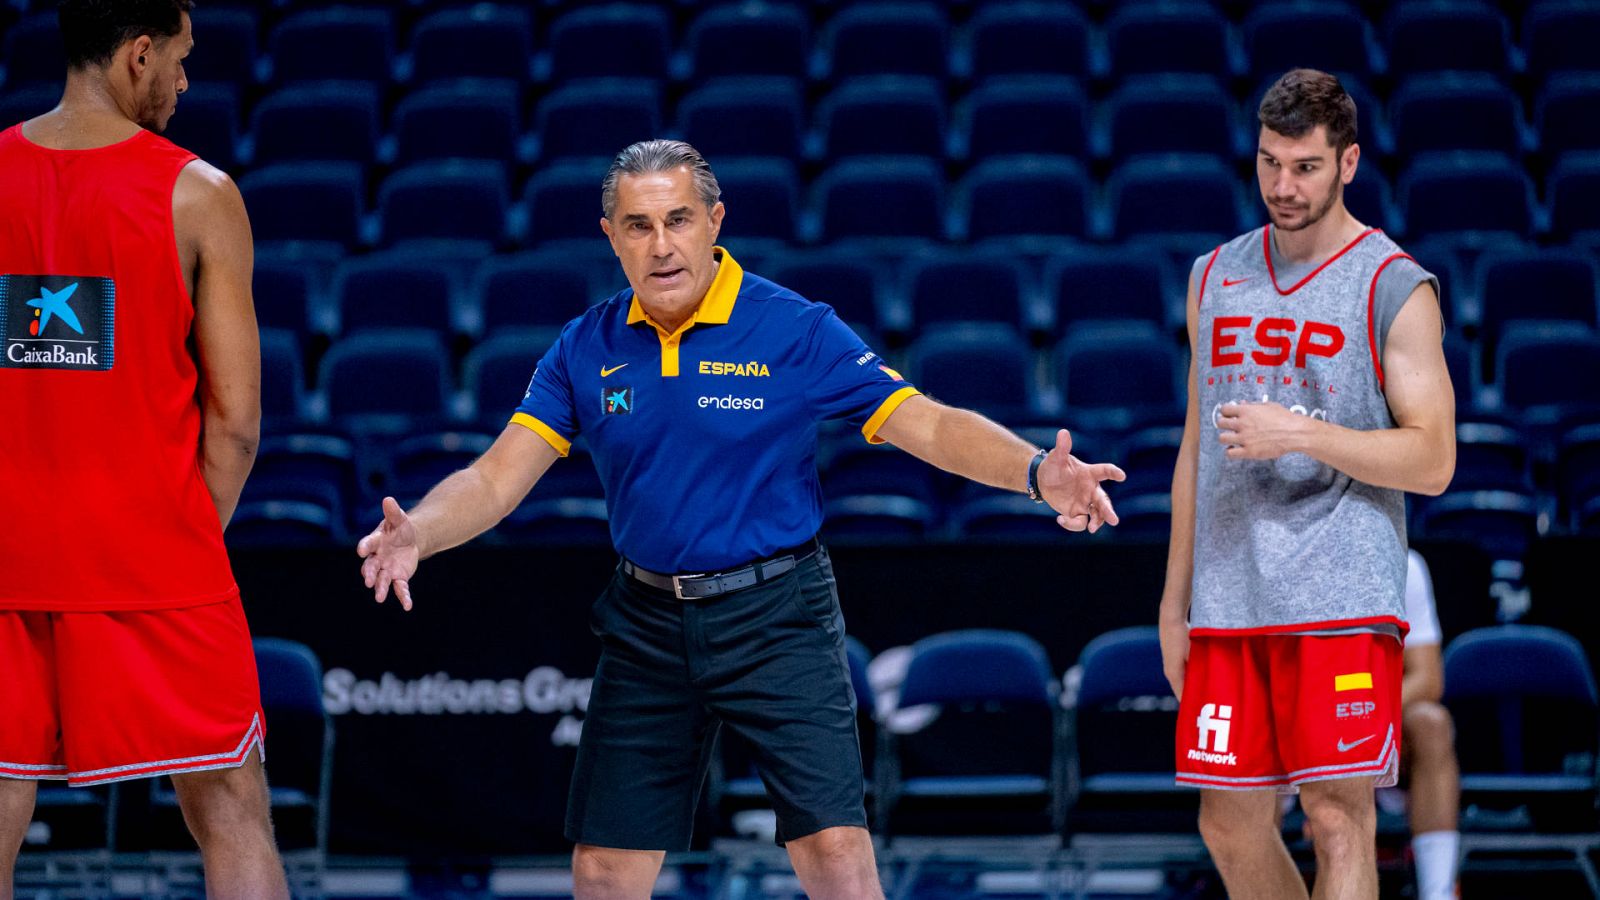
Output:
[626, 246, 742, 329]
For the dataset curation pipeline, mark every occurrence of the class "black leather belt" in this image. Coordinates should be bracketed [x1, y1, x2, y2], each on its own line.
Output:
[621, 538, 820, 600]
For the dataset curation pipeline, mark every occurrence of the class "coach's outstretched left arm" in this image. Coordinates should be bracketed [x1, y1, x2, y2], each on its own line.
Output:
[874, 394, 1126, 532]
[1213, 281, 1456, 496]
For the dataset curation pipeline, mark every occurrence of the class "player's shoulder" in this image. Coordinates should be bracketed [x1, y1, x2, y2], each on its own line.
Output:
[1191, 227, 1264, 286]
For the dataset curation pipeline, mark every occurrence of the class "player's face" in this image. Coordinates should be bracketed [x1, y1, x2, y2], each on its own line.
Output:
[601, 167, 725, 322]
[135, 13, 192, 133]
[1256, 125, 1358, 232]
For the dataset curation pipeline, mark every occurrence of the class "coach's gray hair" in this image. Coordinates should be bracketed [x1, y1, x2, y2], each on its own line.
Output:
[601, 139, 722, 220]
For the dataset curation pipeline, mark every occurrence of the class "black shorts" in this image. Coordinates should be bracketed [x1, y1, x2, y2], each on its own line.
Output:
[565, 546, 867, 850]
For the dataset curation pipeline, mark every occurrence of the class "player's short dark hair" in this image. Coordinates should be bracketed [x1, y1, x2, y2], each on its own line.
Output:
[1258, 68, 1358, 158]
[58, 0, 194, 70]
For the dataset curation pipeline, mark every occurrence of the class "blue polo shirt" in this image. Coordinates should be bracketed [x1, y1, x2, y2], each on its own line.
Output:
[511, 247, 920, 574]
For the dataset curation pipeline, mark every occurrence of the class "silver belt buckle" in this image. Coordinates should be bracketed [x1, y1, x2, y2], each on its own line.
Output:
[672, 572, 706, 600]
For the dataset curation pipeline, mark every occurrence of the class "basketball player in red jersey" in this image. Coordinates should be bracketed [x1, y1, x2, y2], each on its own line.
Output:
[0, 2, 286, 896]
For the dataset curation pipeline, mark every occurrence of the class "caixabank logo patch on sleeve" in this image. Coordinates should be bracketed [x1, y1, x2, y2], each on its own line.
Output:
[0, 274, 116, 371]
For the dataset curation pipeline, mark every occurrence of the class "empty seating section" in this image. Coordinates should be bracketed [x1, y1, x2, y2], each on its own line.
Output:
[7, 0, 1575, 555]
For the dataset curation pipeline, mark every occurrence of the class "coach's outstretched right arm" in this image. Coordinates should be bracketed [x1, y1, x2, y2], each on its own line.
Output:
[357, 423, 561, 610]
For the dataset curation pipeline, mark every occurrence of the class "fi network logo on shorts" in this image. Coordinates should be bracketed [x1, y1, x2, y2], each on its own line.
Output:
[0, 274, 116, 371]
[603, 386, 634, 415]
[1186, 702, 1238, 766]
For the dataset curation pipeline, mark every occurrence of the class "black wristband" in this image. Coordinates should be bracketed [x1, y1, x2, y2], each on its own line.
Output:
[1026, 448, 1048, 503]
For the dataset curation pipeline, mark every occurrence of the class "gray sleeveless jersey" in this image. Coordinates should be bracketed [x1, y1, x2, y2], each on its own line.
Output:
[1190, 226, 1436, 633]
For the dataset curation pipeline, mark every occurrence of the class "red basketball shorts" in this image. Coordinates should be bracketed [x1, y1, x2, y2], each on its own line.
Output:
[0, 599, 264, 786]
[1175, 631, 1402, 791]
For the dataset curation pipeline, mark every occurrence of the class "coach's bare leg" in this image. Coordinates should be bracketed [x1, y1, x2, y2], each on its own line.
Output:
[571, 845, 665, 899]
[170, 748, 288, 900]
[1404, 702, 1459, 836]
[786, 825, 883, 900]
[0, 778, 38, 900]
[1199, 788, 1309, 900]
[1300, 776, 1378, 900]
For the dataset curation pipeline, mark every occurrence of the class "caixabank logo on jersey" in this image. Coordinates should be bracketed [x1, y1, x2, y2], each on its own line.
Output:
[0, 274, 116, 371]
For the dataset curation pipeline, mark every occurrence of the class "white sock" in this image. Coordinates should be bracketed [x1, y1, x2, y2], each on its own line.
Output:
[1413, 830, 1460, 900]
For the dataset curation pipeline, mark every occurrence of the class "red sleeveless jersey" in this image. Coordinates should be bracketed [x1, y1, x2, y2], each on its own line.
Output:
[0, 125, 239, 611]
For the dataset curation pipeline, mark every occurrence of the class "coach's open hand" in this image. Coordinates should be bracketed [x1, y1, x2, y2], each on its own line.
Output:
[1037, 429, 1126, 533]
[358, 496, 419, 611]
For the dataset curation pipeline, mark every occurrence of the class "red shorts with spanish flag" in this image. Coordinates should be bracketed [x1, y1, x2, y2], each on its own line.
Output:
[1175, 631, 1402, 792]
[0, 600, 264, 786]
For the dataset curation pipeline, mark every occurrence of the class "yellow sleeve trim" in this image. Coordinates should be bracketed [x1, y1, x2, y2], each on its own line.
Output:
[510, 413, 572, 457]
[861, 386, 922, 445]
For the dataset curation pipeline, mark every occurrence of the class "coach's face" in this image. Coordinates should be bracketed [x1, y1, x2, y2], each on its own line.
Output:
[601, 167, 725, 329]
[1256, 124, 1359, 232]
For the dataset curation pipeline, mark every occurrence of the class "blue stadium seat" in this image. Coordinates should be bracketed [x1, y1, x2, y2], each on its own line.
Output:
[228, 501, 340, 547]
[714, 158, 800, 243]
[1103, 76, 1244, 161]
[821, 441, 940, 507]
[269, 8, 394, 84]
[1443, 331, 1479, 412]
[1414, 491, 1539, 561]
[1476, 248, 1599, 344]
[1549, 152, 1600, 241]
[957, 76, 1089, 162]
[163, 84, 241, 170]
[247, 638, 333, 854]
[818, 76, 947, 160]
[1390, 73, 1526, 160]
[393, 80, 520, 165]
[1399, 152, 1533, 239]
[822, 3, 949, 80]
[1495, 323, 1600, 418]
[474, 252, 595, 335]
[524, 160, 610, 245]
[1109, 155, 1241, 240]
[378, 160, 510, 247]
[1524, 1, 1600, 81]
[1105, 0, 1236, 79]
[1343, 170, 1397, 234]
[1045, 250, 1174, 335]
[822, 495, 936, 541]
[902, 252, 1035, 334]
[545, 4, 671, 83]
[686, 2, 810, 81]
[962, 2, 1091, 82]
[534, 78, 659, 163]
[1, 13, 62, 87]
[1055, 323, 1183, 432]
[1538, 74, 1600, 161]
[253, 254, 319, 338]
[1386, 0, 1512, 77]
[762, 249, 886, 335]
[678, 78, 805, 163]
[1452, 422, 1533, 492]
[240, 163, 364, 249]
[333, 256, 457, 336]
[1117, 426, 1185, 497]
[903, 324, 1036, 423]
[408, 6, 534, 84]
[1066, 626, 1191, 833]
[949, 494, 1063, 540]
[260, 328, 307, 421]
[879, 630, 1058, 835]
[317, 330, 453, 423]
[813, 157, 948, 243]
[387, 431, 495, 496]
[1243, 2, 1378, 80]
[0, 83, 57, 130]
[249, 82, 380, 165]
[184, 7, 259, 85]
[1558, 424, 1600, 530]
[958, 156, 1091, 244]
[1443, 626, 1599, 822]
[247, 433, 358, 522]
[462, 331, 558, 425]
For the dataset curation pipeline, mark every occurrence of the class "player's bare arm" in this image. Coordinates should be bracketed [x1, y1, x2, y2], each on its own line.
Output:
[1402, 643, 1444, 709]
[874, 394, 1125, 532]
[1215, 280, 1455, 495]
[357, 423, 560, 609]
[176, 160, 260, 529]
[1159, 269, 1203, 699]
